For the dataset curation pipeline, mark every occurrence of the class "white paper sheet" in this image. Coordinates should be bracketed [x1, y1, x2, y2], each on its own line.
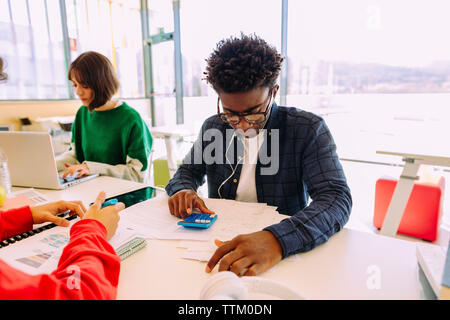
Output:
[8, 188, 50, 204]
[0, 217, 141, 275]
[177, 199, 286, 262]
[117, 195, 214, 241]
[115, 195, 284, 243]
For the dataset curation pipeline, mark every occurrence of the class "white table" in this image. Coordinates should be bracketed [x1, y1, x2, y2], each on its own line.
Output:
[12, 176, 428, 299]
[149, 125, 197, 178]
[376, 150, 450, 238]
[117, 227, 424, 300]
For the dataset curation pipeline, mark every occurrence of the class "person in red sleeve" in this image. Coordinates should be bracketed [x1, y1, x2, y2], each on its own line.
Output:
[0, 57, 124, 300]
[0, 191, 125, 300]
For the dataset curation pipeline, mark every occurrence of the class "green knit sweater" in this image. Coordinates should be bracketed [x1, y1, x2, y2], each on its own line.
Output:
[71, 102, 152, 173]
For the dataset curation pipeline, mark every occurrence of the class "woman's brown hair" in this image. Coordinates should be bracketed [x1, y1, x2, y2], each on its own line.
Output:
[68, 51, 119, 111]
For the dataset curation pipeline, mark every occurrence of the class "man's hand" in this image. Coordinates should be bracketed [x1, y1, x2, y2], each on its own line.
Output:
[62, 162, 90, 179]
[168, 189, 215, 219]
[30, 200, 87, 227]
[205, 231, 283, 276]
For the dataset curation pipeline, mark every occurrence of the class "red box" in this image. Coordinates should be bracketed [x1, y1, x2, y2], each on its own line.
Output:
[373, 178, 444, 241]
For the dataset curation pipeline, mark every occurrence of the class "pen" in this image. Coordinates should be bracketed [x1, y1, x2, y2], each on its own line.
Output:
[57, 209, 71, 218]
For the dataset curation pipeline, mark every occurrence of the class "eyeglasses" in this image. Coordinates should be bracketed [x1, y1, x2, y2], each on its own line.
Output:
[217, 90, 273, 126]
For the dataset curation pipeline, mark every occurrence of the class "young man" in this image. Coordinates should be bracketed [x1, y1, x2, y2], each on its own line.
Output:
[166, 34, 352, 276]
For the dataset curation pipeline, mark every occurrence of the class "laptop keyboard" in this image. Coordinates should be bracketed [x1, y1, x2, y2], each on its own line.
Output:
[59, 173, 80, 184]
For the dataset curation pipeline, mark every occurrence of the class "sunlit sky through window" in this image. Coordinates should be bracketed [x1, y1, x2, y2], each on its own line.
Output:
[178, 0, 450, 68]
[288, 0, 450, 67]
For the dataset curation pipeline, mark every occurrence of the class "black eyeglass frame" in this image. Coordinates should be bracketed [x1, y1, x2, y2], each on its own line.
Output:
[217, 89, 274, 126]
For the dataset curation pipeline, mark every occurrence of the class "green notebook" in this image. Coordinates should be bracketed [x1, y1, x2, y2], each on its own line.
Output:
[115, 237, 147, 261]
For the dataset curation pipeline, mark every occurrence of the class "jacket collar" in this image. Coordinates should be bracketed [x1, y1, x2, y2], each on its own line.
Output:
[264, 102, 280, 130]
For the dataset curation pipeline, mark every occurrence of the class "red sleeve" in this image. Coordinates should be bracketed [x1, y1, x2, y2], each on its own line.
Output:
[0, 206, 33, 241]
[0, 219, 121, 300]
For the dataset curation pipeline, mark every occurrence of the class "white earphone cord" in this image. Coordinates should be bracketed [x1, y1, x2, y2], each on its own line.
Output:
[217, 133, 244, 198]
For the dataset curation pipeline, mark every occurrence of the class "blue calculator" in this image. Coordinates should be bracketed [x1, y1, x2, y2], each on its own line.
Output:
[178, 213, 218, 229]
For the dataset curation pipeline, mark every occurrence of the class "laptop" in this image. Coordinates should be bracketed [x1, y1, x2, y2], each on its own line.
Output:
[0, 131, 98, 189]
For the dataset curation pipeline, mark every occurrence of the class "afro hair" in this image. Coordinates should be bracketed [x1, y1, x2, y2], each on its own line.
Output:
[205, 33, 284, 93]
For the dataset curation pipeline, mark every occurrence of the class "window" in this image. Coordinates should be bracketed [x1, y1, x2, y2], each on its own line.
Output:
[66, 0, 145, 98]
[286, 0, 450, 229]
[287, 0, 450, 96]
[0, 0, 144, 100]
[0, 0, 67, 100]
[286, 0, 450, 163]
[147, 0, 175, 97]
[181, 0, 281, 98]
[179, 0, 282, 126]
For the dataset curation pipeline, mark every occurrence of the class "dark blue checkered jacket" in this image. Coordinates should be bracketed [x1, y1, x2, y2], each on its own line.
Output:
[166, 103, 352, 258]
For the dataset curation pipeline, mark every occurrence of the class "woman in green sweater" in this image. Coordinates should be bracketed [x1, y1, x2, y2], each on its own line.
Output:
[57, 51, 153, 183]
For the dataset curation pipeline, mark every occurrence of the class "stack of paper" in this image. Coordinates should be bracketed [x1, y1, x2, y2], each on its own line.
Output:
[117, 194, 215, 241]
[176, 199, 303, 264]
[0, 189, 49, 211]
[116, 195, 285, 241]
[115, 194, 290, 262]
